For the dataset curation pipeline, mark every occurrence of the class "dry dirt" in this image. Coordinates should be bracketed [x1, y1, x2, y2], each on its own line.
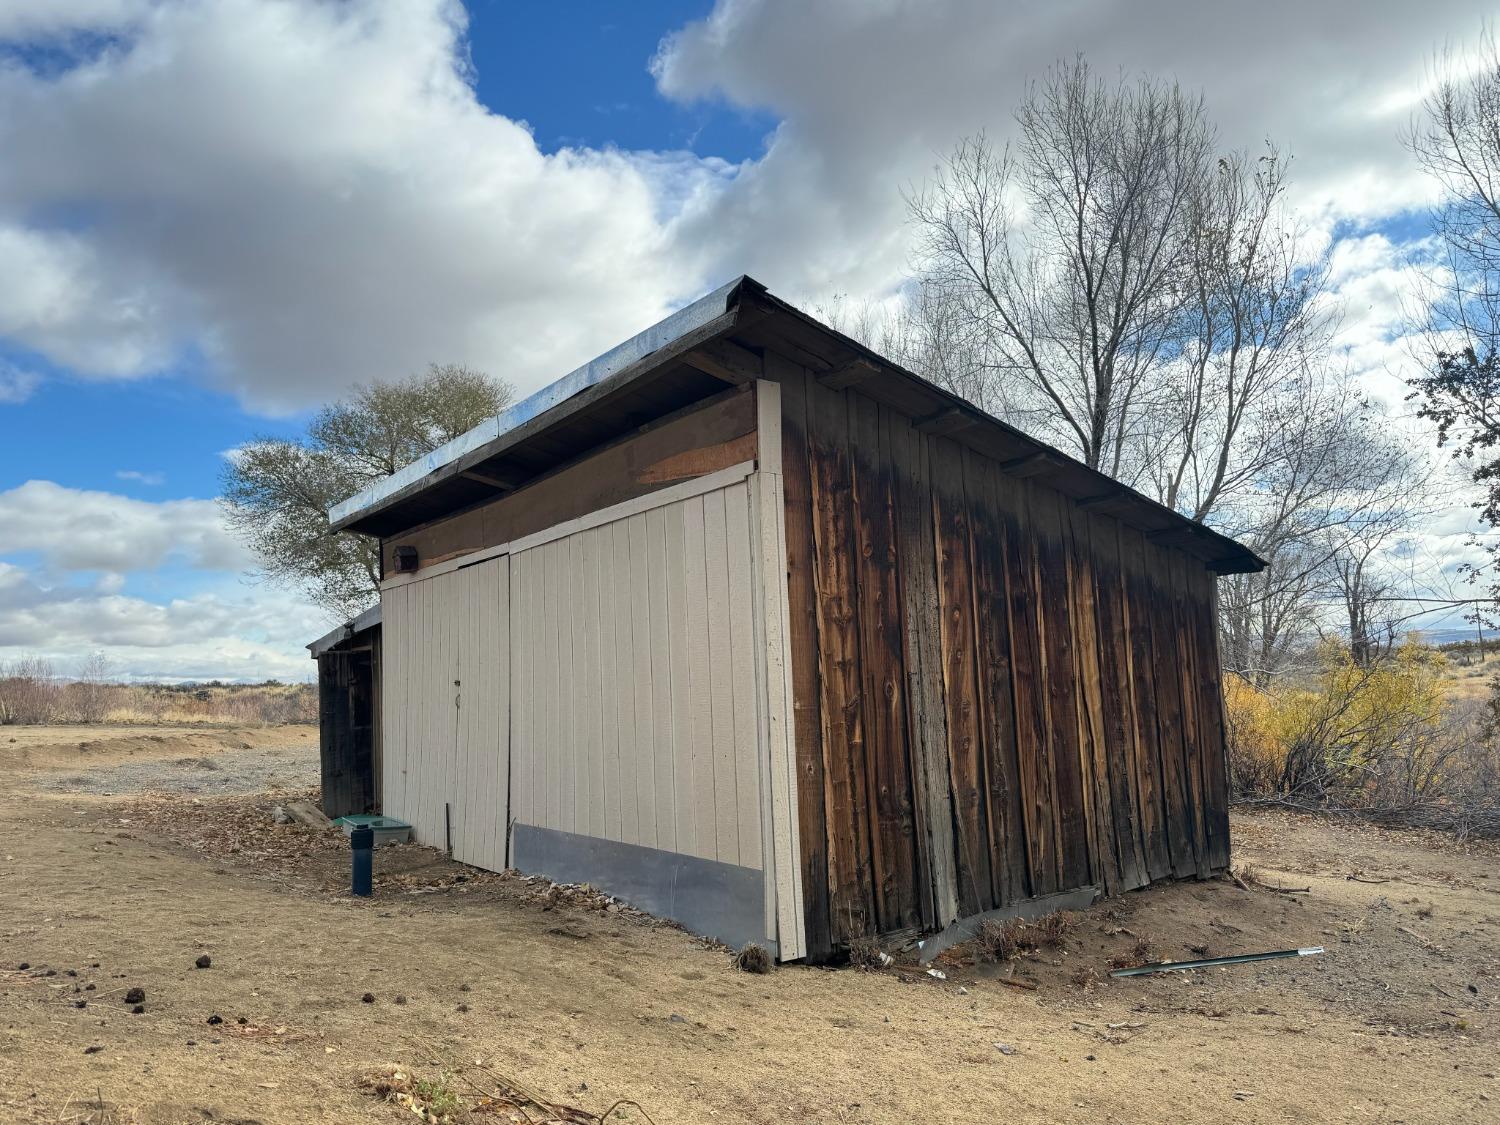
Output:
[1, 724, 1497, 1124]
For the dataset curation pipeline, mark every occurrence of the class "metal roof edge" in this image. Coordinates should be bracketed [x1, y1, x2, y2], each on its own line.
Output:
[307, 602, 383, 658]
[327, 276, 754, 531]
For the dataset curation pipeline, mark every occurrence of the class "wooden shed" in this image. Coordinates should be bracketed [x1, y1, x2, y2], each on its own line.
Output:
[308, 605, 381, 820]
[329, 276, 1263, 961]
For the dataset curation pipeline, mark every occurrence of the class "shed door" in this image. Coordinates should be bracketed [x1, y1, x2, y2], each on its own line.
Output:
[379, 554, 510, 870]
[450, 554, 510, 872]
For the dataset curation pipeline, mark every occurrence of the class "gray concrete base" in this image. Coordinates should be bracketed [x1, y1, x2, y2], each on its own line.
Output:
[916, 885, 1102, 963]
[510, 823, 773, 956]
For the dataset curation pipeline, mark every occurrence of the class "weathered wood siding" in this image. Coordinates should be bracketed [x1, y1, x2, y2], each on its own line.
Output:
[778, 369, 1233, 957]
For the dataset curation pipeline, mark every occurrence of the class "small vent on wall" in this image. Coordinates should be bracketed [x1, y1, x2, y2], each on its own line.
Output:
[393, 546, 419, 573]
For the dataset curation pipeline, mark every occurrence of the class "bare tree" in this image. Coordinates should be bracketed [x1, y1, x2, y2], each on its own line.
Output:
[1404, 30, 1500, 362]
[1135, 150, 1334, 520]
[906, 58, 1213, 474]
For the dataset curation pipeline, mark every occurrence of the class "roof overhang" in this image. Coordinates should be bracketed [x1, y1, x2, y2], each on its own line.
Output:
[307, 603, 382, 659]
[326, 275, 1265, 576]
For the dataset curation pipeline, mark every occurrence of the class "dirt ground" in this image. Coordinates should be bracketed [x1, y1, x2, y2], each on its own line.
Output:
[0, 725, 1496, 1124]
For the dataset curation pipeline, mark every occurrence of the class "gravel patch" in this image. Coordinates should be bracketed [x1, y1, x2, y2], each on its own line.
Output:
[42, 745, 317, 796]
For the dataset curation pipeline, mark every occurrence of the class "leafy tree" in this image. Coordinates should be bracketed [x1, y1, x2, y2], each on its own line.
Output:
[222, 364, 513, 619]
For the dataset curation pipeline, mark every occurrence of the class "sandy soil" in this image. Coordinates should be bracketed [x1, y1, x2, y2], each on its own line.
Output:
[0, 724, 1496, 1124]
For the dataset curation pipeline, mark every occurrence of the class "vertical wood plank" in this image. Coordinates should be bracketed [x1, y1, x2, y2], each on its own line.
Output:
[995, 474, 1060, 896]
[1171, 552, 1212, 877]
[850, 394, 921, 932]
[645, 506, 677, 854]
[1196, 572, 1233, 871]
[929, 436, 993, 917]
[777, 365, 833, 958]
[1089, 517, 1149, 890]
[725, 481, 765, 867]
[1066, 506, 1120, 894]
[663, 498, 698, 856]
[628, 514, 659, 848]
[964, 449, 1029, 906]
[1030, 485, 1092, 890]
[1141, 539, 1195, 876]
[610, 522, 640, 845]
[703, 487, 739, 864]
[888, 412, 954, 930]
[1118, 526, 1172, 879]
[806, 380, 875, 943]
[683, 494, 718, 861]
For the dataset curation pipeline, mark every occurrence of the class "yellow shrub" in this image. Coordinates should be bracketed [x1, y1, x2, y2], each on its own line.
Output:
[1225, 641, 1448, 799]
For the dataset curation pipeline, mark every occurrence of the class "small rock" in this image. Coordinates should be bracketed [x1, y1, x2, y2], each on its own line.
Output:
[84, 983, 95, 991]
[207, 1014, 223, 1026]
[83, 1045, 103, 1055]
[456, 1003, 470, 1013]
[995, 1042, 1017, 1056]
[130, 1004, 145, 1014]
[926, 968, 946, 980]
[957, 986, 968, 995]
[361, 992, 375, 1003]
[237, 1017, 248, 1024]
[123, 987, 145, 1004]
[668, 1013, 687, 1024]
[194, 955, 211, 969]
[74, 1000, 87, 1009]
[459, 983, 471, 992]
[16, 962, 29, 970]
[394, 995, 408, 1005]
[271, 806, 292, 825]
[1086, 1054, 1096, 1061]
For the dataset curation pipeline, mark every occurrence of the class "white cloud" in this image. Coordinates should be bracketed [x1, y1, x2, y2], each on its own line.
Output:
[0, 480, 248, 572]
[0, 0, 725, 412]
[0, 359, 39, 404]
[0, 563, 318, 681]
[0, 483, 328, 680]
[2, 0, 1488, 415]
[115, 469, 165, 486]
[653, 0, 1493, 295]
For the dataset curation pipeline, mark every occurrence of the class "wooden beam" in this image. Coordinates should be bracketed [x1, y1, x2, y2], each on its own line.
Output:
[815, 356, 880, 391]
[1146, 524, 1201, 544]
[460, 469, 522, 491]
[913, 406, 972, 436]
[687, 339, 763, 385]
[1076, 493, 1124, 512]
[998, 452, 1052, 478]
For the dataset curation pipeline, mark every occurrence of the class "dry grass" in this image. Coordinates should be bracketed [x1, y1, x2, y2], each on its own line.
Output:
[973, 910, 1080, 963]
[1107, 935, 1157, 970]
[0, 667, 315, 727]
[845, 937, 890, 972]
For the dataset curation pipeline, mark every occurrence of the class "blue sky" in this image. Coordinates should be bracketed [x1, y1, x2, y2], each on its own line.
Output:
[0, 0, 1492, 679]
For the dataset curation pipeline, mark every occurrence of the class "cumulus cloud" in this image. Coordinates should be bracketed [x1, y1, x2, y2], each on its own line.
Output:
[0, 484, 326, 680]
[0, 0, 726, 411]
[0, 563, 319, 680]
[654, 0, 1491, 294]
[2, 0, 1488, 415]
[0, 481, 249, 572]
